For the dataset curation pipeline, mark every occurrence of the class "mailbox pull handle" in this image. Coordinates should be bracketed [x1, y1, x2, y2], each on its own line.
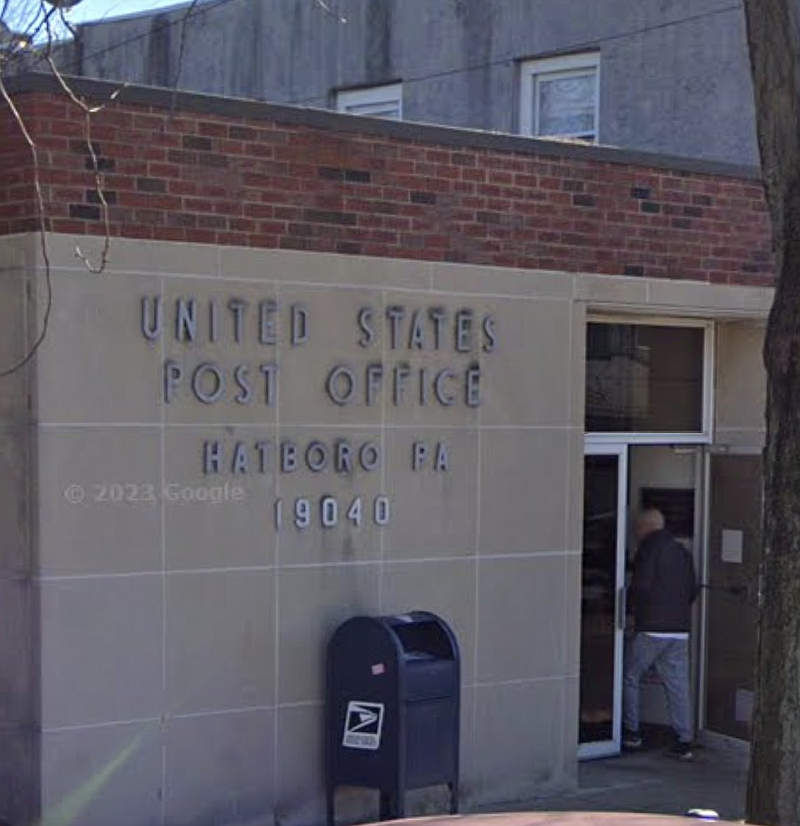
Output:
[616, 586, 627, 631]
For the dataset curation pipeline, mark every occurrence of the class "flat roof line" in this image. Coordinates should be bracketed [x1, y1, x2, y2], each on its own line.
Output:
[5, 71, 762, 182]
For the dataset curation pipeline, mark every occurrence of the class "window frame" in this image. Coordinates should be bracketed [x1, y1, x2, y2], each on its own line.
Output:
[519, 52, 601, 142]
[584, 316, 715, 445]
[335, 82, 403, 120]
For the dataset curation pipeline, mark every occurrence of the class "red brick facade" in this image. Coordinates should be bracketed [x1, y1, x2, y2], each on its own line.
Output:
[1, 82, 774, 286]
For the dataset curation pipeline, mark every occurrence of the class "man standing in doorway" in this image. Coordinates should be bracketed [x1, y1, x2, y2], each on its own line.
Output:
[623, 508, 698, 760]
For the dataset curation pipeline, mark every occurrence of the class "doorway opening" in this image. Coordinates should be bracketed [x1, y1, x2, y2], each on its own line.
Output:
[579, 316, 713, 758]
[579, 443, 704, 759]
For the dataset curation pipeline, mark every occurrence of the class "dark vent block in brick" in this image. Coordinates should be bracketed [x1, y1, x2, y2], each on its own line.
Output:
[572, 194, 597, 208]
[70, 140, 102, 156]
[69, 204, 101, 221]
[182, 135, 214, 151]
[319, 167, 345, 181]
[86, 156, 115, 172]
[411, 191, 437, 205]
[345, 169, 371, 183]
[303, 209, 357, 226]
[85, 189, 117, 205]
[229, 126, 257, 141]
[137, 177, 167, 193]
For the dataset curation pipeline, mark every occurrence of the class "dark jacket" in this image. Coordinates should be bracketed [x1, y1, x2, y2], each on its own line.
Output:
[630, 529, 698, 633]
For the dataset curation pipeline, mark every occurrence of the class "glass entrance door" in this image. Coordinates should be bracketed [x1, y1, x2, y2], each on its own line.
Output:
[580, 445, 627, 758]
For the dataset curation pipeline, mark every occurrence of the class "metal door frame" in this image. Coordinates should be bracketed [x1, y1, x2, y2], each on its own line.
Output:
[579, 442, 628, 760]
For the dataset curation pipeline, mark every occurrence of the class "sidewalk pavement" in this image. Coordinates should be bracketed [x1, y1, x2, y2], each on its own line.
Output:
[482, 741, 749, 823]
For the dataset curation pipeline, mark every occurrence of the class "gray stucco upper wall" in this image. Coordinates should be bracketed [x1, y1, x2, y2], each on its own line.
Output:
[58, 0, 760, 167]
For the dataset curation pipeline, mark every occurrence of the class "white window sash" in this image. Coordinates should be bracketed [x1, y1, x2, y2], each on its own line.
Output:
[519, 53, 600, 141]
[336, 83, 403, 120]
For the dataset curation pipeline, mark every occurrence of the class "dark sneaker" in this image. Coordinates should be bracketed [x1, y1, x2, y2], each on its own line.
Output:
[665, 740, 694, 761]
[622, 730, 643, 750]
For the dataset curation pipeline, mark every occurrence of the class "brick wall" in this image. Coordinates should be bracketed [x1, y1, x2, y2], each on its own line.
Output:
[0, 81, 774, 285]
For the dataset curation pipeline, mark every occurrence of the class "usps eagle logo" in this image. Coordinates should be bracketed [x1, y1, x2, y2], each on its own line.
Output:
[342, 701, 385, 750]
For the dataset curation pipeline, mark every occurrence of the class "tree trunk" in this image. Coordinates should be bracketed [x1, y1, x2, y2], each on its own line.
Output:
[744, 2, 800, 824]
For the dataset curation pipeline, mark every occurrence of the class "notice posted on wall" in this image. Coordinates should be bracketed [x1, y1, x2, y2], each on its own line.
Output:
[721, 529, 744, 564]
[735, 688, 754, 724]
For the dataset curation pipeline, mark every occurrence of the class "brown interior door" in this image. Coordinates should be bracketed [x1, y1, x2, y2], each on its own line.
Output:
[705, 453, 762, 740]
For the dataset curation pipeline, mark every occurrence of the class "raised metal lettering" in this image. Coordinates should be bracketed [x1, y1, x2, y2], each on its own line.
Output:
[256, 441, 271, 473]
[386, 306, 405, 349]
[358, 307, 376, 348]
[359, 442, 381, 472]
[281, 442, 298, 473]
[465, 365, 482, 407]
[176, 298, 197, 342]
[366, 363, 384, 406]
[408, 310, 426, 350]
[203, 441, 222, 475]
[234, 364, 253, 405]
[291, 304, 309, 346]
[164, 360, 183, 403]
[209, 300, 219, 343]
[482, 314, 496, 353]
[259, 299, 278, 345]
[141, 295, 162, 341]
[428, 307, 446, 350]
[228, 298, 247, 343]
[434, 442, 450, 472]
[393, 363, 411, 405]
[192, 363, 225, 404]
[306, 441, 329, 472]
[232, 442, 250, 474]
[336, 441, 354, 474]
[326, 365, 356, 406]
[412, 442, 428, 471]
[259, 363, 279, 406]
[434, 369, 456, 406]
[455, 309, 473, 352]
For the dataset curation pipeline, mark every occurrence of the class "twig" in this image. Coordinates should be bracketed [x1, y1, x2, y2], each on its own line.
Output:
[172, 0, 199, 92]
[167, 0, 199, 121]
[0, 0, 124, 376]
[42, 10, 124, 274]
[0, 64, 53, 377]
[313, 0, 347, 24]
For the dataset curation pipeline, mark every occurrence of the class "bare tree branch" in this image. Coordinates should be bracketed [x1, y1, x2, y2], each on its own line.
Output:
[0, 67, 53, 377]
[0, 0, 342, 378]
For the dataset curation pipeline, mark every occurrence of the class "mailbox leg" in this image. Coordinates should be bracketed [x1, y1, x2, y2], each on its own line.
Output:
[326, 786, 335, 826]
[379, 792, 392, 821]
[448, 782, 459, 814]
[379, 791, 405, 821]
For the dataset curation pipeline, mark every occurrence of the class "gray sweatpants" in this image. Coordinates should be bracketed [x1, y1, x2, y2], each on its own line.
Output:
[623, 633, 693, 743]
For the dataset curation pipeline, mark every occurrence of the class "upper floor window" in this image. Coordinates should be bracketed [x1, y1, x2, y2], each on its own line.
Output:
[519, 53, 600, 142]
[336, 83, 403, 120]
